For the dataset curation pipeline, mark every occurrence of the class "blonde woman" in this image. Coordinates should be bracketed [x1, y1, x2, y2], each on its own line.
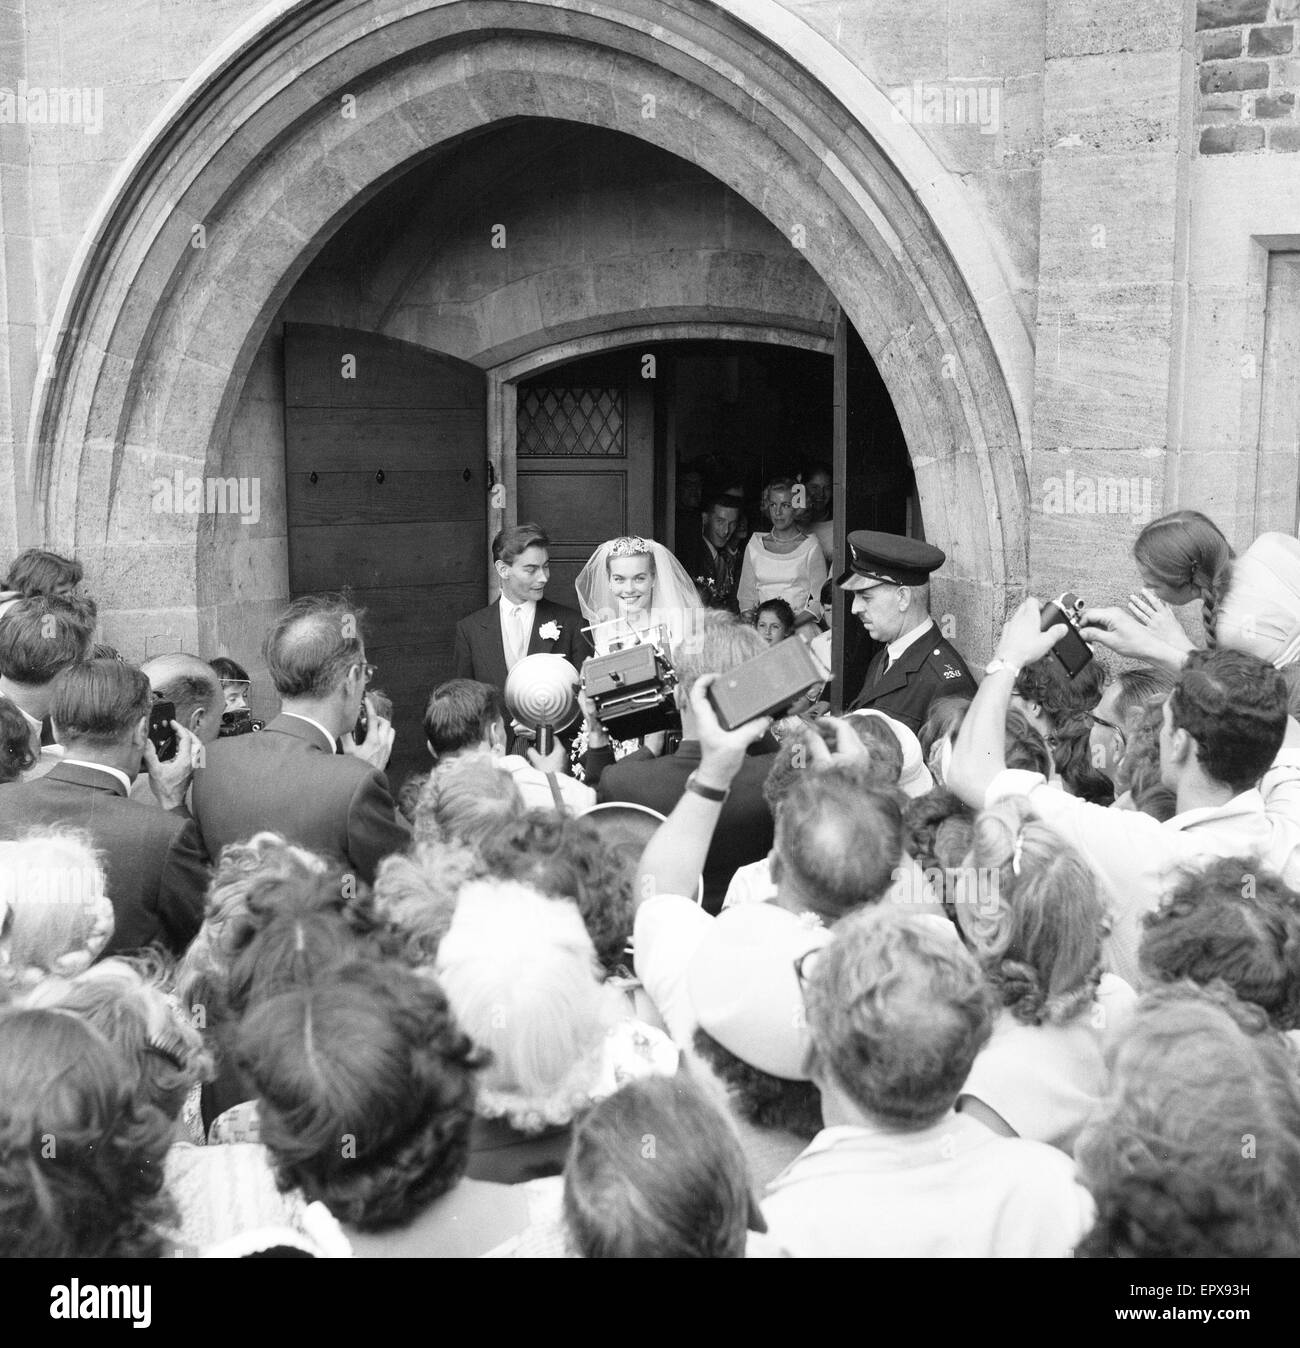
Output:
[737, 478, 828, 621]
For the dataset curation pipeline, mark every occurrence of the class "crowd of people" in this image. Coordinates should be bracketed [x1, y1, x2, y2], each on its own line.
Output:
[3, 502, 1300, 1260]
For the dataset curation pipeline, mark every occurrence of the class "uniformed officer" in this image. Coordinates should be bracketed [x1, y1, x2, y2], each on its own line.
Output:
[837, 530, 978, 731]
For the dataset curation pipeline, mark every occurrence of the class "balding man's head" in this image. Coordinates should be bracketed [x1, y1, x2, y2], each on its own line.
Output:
[141, 653, 224, 746]
[772, 766, 903, 922]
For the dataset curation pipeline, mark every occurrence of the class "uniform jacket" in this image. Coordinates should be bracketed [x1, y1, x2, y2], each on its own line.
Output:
[849, 623, 978, 731]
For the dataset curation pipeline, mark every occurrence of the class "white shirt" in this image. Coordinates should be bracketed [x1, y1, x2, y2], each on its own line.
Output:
[984, 749, 1300, 986]
[884, 616, 935, 670]
[632, 894, 715, 1049]
[498, 754, 596, 813]
[499, 599, 537, 670]
[59, 758, 133, 795]
[280, 711, 337, 752]
[762, 1115, 1094, 1258]
[959, 973, 1137, 1153]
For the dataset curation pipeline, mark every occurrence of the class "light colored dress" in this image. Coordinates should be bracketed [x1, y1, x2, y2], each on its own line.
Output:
[958, 972, 1137, 1152]
[738, 533, 829, 619]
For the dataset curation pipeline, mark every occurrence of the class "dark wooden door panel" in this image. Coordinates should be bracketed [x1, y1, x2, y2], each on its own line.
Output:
[284, 324, 487, 790]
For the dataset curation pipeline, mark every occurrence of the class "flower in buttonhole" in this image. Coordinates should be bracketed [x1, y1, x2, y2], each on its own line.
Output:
[539, 621, 561, 642]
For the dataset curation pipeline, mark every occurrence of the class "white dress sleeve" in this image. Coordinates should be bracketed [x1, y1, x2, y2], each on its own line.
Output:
[737, 536, 759, 613]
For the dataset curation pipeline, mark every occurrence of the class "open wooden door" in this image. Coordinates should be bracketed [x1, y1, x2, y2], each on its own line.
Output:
[831, 310, 920, 712]
[284, 323, 487, 791]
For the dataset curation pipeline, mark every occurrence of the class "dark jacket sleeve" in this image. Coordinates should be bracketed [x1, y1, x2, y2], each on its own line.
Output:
[156, 817, 212, 955]
[453, 619, 475, 680]
[345, 769, 413, 885]
[582, 744, 617, 790]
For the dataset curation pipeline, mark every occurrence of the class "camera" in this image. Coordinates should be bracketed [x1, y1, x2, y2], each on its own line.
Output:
[1040, 592, 1093, 679]
[219, 708, 265, 737]
[583, 639, 681, 740]
[707, 634, 828, 731]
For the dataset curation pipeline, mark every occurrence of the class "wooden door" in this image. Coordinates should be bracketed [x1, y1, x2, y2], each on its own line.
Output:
[831, 311, 920, 711]
[513, 382, 655, 610]
[284, 323, 487, 791]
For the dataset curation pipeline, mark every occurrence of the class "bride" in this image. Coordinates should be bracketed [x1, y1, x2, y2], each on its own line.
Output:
[575, 536, 703, 656]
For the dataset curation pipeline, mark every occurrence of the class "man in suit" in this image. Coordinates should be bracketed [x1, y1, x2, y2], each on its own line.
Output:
[839, 530, 978, 731]
[585, 613, 776, 913]
[453, 523, 591, 697]
[129, 652, 226, 804]
[191, 593, 409, 884]
[0, 658, 211, 955]
[674, 493, 744, 610]
[0, 593, 96, 780]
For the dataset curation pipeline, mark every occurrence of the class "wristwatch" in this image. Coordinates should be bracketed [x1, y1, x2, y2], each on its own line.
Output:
[685, 771, 730, 803]
[985, 658, 1022, 678]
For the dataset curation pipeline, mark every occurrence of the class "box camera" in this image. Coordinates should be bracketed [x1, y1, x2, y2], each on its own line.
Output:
[707, 635, 829, 732]
[1040, 592, 1093, 679]
[583, 641, 681, 740]
[219, 709, 265, 737]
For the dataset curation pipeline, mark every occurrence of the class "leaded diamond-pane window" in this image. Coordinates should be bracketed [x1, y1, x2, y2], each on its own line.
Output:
[517, 387, 626, 456]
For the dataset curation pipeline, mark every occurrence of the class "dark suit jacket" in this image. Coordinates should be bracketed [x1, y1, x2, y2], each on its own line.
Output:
[593, 740, 775, 914]
[453, 596, 591, 694]
[0, 760, 210, 956]
[675, 529, 740, 608]
[190, 714, 410, 884]
[848, 622, 979, 731]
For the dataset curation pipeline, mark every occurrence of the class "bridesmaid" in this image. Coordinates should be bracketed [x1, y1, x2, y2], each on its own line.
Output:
[737, 477, 829, 622]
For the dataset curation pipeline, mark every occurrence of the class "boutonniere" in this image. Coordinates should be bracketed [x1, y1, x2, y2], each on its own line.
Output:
[539, 621, 561, 642]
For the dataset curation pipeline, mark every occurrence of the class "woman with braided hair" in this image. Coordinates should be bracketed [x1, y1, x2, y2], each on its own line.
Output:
[953, 797, 1136, 1152]
[1129, 508, 1235, 650]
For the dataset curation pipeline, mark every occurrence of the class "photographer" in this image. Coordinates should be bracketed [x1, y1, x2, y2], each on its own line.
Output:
[587, 613, 777, 913]
[946, 597, 1300, 985]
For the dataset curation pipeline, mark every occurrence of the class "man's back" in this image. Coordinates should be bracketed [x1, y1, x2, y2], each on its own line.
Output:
[0, 762, 209, 955]
[762, 1114, 1094, 1258]
[191, 715, 409, 883]
[597, 742, 774, 912]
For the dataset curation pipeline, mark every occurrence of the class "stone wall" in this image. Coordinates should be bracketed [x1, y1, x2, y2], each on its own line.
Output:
[1197, 0, 1300, 153]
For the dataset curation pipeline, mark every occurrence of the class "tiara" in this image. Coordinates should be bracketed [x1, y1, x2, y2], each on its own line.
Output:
[609, 536, 653, 558]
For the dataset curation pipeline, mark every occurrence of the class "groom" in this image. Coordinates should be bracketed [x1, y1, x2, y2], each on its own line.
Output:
[453, 523, 591, 699]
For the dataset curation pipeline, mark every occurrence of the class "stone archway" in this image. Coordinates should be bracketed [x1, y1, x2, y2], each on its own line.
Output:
[28, 0, 1030, 660]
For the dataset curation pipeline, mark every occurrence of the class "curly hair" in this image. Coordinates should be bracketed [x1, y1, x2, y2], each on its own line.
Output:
[1003, 706, 1054, 777]
[174, 833, 379, 1042]
[1114, 699, 1177, 820]
[805, 906, 994, 1130]
[1170, 649, 1288, 793]
[412, 751, 525, 849]
[1133, 509, 1234, 646]
[0, 695, 35, 783]
[0, 828, 114, 991]
[563, 1073, 754, 1259]
[903, 789, 974, 924]
[0, 1008, 177, 1257]
[236, 960, 486, 1233]
[692, 1027, 822, 1139]
[474, 811, 634, 976]
[1051, 710, 1115, 805]
[918, 696, 970, 780]
[371, 840, 481, 966]
[957, 797, 1107, 1027]
[25, 953, 211, 1121]
[1139, 857, 1300, 1031]
[1014, 655, 1105, 730]
[1076, 983, 1300, 1258]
